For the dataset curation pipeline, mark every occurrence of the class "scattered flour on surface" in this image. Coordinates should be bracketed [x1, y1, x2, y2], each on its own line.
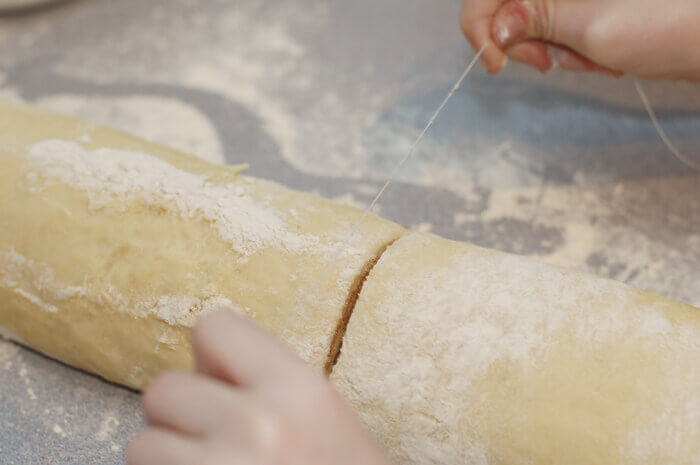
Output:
[181, 63, 301, 168]
[52, 424, 67, 437]
[0, 84, 22, 102]
[95, 413, 120, 442]
[37, 95, 226, 164]
[18, 364, 37, 401]
[0, 337, 20, 364]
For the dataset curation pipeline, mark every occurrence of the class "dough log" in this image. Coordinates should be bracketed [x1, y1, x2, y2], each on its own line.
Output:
[0, 100, 405, 389]
[332, 233, 700, 465]
[1, 100, 698, 464]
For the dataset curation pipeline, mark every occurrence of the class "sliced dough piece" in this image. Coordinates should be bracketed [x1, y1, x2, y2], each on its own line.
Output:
[332, 233, 700, 465]
[0, 100, 405, 389]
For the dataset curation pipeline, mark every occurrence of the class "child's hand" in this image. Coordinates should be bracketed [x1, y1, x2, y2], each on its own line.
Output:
[461, 0, 700, 81]
[127, 312, 390, 465]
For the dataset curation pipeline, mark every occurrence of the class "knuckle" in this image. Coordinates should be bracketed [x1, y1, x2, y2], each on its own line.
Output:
[584, 18, 620, 57]
[529, 0, 556, 41]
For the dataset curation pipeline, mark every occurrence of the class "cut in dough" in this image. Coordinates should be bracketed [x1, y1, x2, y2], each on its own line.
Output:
[332, 233, 700, 465]
[0, 100, 405, 389]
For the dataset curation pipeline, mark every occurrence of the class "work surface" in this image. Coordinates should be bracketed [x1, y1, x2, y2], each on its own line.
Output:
[1, 0, 699, 463]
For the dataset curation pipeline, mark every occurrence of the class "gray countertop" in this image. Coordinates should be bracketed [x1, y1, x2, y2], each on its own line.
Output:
[0, 0, 698, 463]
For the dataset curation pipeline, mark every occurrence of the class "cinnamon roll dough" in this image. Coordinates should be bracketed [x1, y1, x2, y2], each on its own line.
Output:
[1, 100, 698, 464]
[332, 233, 700, 465]
[0, 100, 405, 389]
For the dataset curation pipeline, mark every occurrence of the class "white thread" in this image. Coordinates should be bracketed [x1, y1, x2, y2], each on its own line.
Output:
[282, 44, 489, 336]
[634, 80, 700, 171]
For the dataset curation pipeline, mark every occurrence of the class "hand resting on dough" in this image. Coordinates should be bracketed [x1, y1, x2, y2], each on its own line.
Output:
[126, 312, 391, 465]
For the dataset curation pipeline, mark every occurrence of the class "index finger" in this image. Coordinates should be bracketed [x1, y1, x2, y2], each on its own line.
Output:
[460, 0, 508, 73]
[192, 311, 309, 388]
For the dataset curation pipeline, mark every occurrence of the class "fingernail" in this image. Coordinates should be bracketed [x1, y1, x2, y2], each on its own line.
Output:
[494, 15, 522, 47]
[492, 2, 529, 47]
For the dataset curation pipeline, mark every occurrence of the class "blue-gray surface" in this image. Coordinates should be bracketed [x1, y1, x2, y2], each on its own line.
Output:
[0, 0, 698, 463]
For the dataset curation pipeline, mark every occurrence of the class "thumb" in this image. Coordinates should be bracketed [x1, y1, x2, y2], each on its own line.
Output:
[491, 0, 592, 51]
[490, 0, 622, 76]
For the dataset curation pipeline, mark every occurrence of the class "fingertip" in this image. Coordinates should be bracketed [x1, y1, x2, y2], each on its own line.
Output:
[194, 309, 241, 334]
[191, 307, 302, 386]
[191, 313, 238, 379]
[482, 44, 508, 74]
[192, 310, 248, 356]
[461, 15, 506, 75]
[142, 371, 186, 418]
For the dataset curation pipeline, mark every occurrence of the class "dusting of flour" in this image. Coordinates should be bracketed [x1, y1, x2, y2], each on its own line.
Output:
[26, 139, 319, 256]
[371, 240, 679, 399]
[0, 249, 85, 313]
[338, 234, 698, 464]
[0, 249, 241, 327]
